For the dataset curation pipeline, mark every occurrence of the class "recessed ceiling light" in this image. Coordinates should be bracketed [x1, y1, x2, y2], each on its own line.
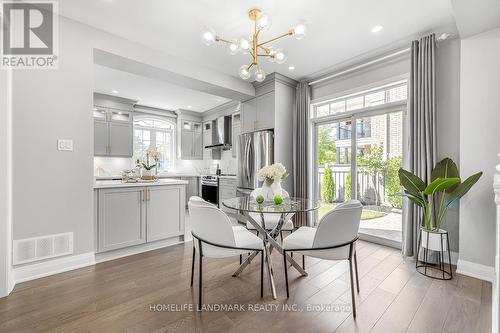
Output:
[288, 66, 295, 71]
[187, 105, 193, 109]
[371, 25, 383, 33]
[112, 90, 119, 94]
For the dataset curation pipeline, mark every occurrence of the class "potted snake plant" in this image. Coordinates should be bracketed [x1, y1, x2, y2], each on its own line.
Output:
[397, 158, 482, 251]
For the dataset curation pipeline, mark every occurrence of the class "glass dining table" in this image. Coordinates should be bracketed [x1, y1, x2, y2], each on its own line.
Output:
[223, 196, 320, 299]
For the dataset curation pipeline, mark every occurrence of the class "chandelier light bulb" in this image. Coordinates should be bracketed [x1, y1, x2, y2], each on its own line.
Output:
[257, 14, 272, 30]
[274, 49, 287, 64]
[254, 66, 266, 82]
[202, 28, 216, 46]
[200, 8, 306, 81]
[292, 22, 307, 40]
[239, 37, 251, 53]
[239, 65, 251, 80]
[228, 42, 239, 55]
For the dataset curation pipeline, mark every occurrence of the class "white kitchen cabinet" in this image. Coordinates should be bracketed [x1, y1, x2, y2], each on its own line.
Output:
[96, 184, 186, 253]
[94, 119, 108, 156]
[232, 114, 241, 158]
[109, 122, 133, 156]
[241, 98, 257, 134]
[146, 186, 184, 242]
[93, 108, 133, 157]
[256, 92, 275, 130]
[219, 178, 237, 213]
[181, 176, 199, 205]
[241, 92, 275, 133]
[98, 187, 146, 252]
[180, 120, 202, 160]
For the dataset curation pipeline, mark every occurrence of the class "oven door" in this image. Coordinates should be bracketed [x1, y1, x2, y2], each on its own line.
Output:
[201, 184, 218, 206]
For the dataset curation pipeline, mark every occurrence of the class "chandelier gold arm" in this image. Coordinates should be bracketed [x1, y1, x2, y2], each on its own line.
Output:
[257, 30, 294, 47]
[215, 37, 236, 44]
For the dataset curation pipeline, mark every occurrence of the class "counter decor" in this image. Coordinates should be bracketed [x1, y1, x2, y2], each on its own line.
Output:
[141, 147, 161, 181]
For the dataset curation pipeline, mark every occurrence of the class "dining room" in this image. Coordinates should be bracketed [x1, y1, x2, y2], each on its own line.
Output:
[1, 1, 499, 332]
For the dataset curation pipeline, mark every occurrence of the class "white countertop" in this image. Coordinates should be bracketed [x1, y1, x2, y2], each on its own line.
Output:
[94, 178, 188, 189]
[218, 175, 237, 179]
[95, 173, 199, 180]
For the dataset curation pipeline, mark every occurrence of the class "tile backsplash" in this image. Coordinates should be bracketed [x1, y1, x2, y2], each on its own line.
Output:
[94, 150, 237, 177]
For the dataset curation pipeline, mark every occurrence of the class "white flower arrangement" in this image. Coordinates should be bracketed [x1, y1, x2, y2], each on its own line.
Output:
[142, 146, 161, 170]
[258, 163, 289, 185]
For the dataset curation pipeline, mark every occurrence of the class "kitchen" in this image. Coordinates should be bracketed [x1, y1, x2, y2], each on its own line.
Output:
[92, 61, 297, 259]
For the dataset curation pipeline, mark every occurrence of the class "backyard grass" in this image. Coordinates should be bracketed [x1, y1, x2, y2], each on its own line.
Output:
[318, 203, 387, 220]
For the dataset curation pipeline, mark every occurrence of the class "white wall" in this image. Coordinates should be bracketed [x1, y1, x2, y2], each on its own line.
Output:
[12, 17, 95, 255]
[459, 27, 500, 267]
[0, 68, 13, 296]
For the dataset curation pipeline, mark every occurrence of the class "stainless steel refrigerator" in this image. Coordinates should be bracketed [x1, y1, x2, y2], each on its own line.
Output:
[237, 130, 274, 197]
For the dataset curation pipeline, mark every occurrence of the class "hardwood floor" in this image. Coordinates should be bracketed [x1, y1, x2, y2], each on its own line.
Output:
[0, 240, 491, 332]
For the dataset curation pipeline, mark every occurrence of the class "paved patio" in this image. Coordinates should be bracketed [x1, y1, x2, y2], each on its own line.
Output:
[359, 211, 402, 242]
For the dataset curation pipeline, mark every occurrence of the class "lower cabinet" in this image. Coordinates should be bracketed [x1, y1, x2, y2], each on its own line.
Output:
[219, 178, 237, 213]
[98, 187, 146, 252]
[146, 186, 183, 242]
[97, 185, 185, 253]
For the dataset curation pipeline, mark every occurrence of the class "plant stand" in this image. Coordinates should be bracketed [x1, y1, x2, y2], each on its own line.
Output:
[415, 228, 452, 280]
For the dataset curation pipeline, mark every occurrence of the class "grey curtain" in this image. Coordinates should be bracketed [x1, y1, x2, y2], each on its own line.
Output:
[402, 33, 437, 257]
[293, 81, 311, 227]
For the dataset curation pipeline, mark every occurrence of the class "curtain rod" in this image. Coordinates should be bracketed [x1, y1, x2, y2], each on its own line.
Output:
[308, 48, 410, 86]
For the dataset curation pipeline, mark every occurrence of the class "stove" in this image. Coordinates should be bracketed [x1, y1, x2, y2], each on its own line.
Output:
[200, 175, 219, 205]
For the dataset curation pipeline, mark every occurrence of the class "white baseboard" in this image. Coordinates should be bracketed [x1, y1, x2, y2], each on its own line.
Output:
[11, 237, 185, 285]
[14, 252, 96, 284]
[95, 236, 184, 264]
[7, 271, 15, 294]
[456, 259, 495, 282]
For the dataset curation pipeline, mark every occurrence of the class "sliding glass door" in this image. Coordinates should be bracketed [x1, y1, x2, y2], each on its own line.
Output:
[312, 83, 407, 246]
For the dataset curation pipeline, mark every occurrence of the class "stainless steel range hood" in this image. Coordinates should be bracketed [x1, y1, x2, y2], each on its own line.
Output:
[205, 115, 232, 150]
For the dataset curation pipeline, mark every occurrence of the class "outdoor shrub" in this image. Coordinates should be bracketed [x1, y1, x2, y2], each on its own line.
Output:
[322, 165, 335, 203]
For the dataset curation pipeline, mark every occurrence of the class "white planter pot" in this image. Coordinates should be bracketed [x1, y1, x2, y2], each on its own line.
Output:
[421, 228, 448, 251]
[262, 180, 284, 201]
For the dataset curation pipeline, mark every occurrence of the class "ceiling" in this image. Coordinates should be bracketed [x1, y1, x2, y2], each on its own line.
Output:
[93, 65, 230, 112]
[60, 0, 458, 81]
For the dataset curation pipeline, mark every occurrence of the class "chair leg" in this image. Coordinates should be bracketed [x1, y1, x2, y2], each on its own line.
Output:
[198, 241, 203, 311]
[349, 258, 357, 318]
[283, 251, 290, 298]
[239, 254, 242, 265]
[302, 255, 305, 270]
[260, 251, 264, 298]
[190, 245, 195, 287]
[354, 251, 360, 293]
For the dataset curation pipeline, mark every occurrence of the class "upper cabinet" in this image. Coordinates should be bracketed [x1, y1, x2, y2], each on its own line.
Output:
[180, 119, 203, 160]
[232, 113, 241, 158]
[93, 107, 133, 157]
[241, 91, 275, 134]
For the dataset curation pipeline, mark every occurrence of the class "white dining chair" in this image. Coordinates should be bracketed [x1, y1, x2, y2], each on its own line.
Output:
[282, 200, 363, 317]
[188, 196, 264, 310]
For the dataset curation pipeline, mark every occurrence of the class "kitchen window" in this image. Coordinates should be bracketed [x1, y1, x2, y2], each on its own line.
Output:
[133, 117, 175, 171]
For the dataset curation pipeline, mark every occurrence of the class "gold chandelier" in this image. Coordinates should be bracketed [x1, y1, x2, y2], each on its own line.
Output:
[202, 8, 307, 82]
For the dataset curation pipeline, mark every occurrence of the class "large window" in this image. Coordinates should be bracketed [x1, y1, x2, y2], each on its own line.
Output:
[313, 81, 407, 246]
[133, 117, 175, 171]
[311, 81, 407, 119]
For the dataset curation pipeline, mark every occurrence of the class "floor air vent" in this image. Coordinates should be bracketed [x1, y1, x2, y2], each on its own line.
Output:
[13, 232, 73, 265]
